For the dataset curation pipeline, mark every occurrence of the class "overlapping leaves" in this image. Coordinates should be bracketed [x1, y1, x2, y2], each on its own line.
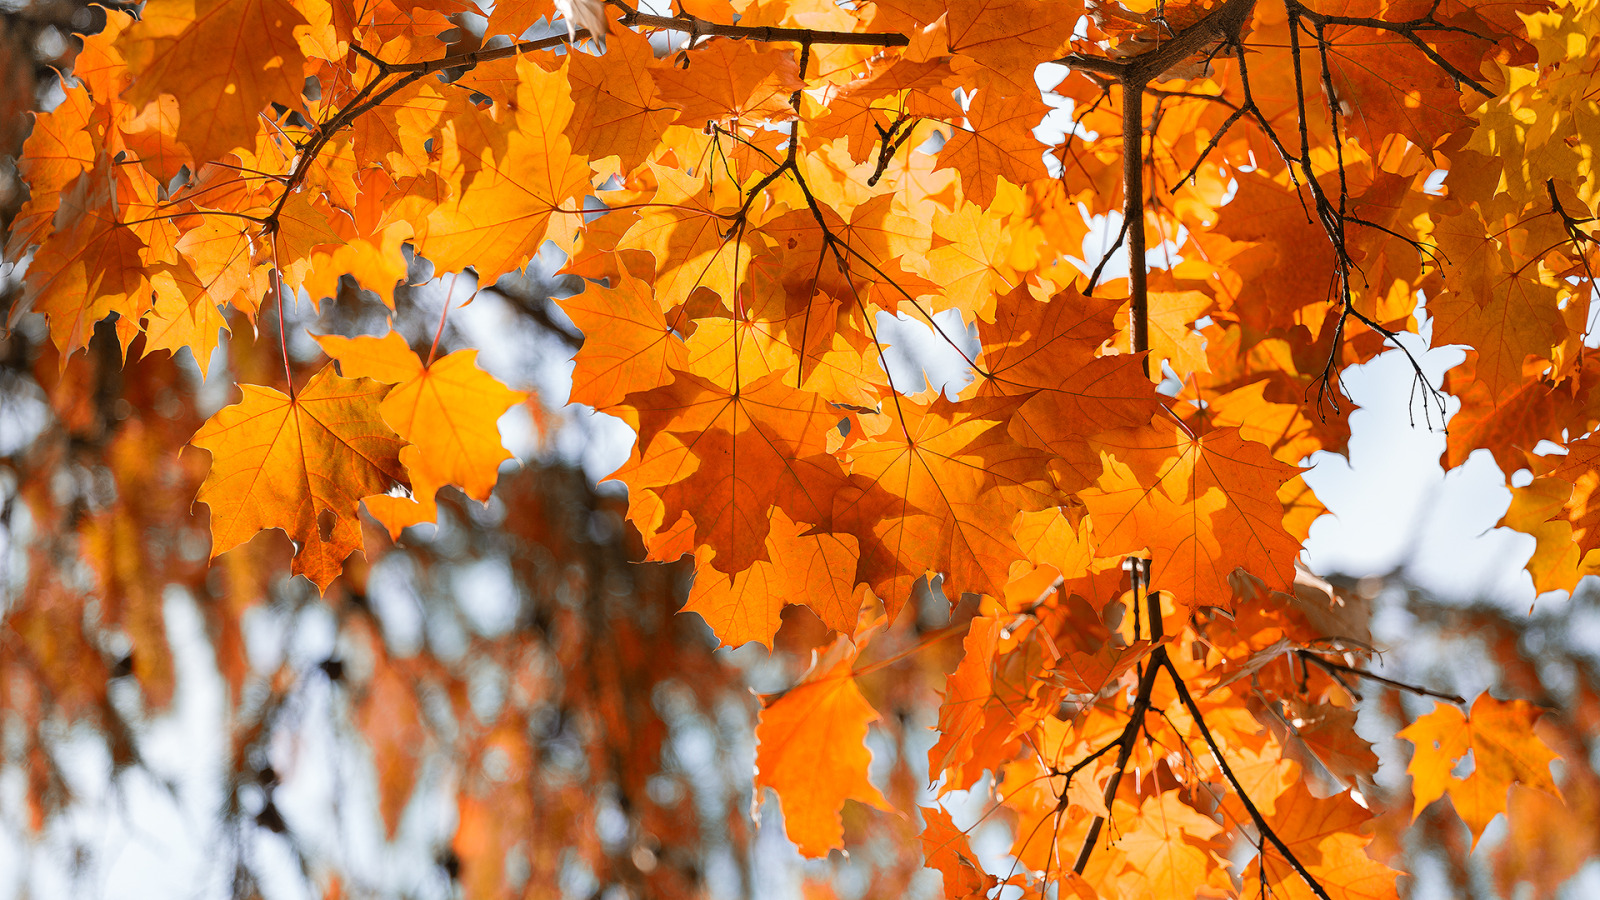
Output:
[6, 0, 1590, 894]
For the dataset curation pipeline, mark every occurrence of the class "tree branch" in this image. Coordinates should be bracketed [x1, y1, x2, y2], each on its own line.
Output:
[1122, 78, 1149, 365]
[1160, 654, 1335, 900]
[1297, 650, 1467, 704]
[1072, 583, 1163, 873]
[1071, 648, 1162, 873]
[1286, 0, 1495, 96]
[1054, 0, 1258, 362]
[1057, 0, 1257, 85]
[377, 14, 907, 77]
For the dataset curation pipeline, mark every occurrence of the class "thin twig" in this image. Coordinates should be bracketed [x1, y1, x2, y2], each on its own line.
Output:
[1297, 650, 1466, 703]
[1160, 655, 1335, 900]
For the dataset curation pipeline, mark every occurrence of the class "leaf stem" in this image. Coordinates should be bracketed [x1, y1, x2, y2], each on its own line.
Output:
[271, 230, 294, 398]
[426, 272, 460, 369]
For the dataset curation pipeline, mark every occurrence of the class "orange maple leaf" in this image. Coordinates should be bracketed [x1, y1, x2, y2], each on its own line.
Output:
[566, 25, 677, 176]
[189, 364, 409, 592]
[651, 39, 805, 125]
[919, 806, 996, 900]
[1502, 435, 1600, 593]
[1082, 424, 1302, 610]
[563, 269, 690, 411]
[1245, 780, 1403, 900]
[117, 0, 309, 163]
[835, 394, 1057, 605]
[928, 615, 1002, 781]
[417, 56, 592, 282]
[3, 85, 94, 263]
[683, 508, 863, 648]
[755, 637, 894, 857]
[1115, 790, 1229, 899]
[614, 368, 848, 574]
[974, 283, 1161, 486]
[1426, 203, 1569, 397]
[614, 163, 754, 313]
[935, 87, 1052, 207]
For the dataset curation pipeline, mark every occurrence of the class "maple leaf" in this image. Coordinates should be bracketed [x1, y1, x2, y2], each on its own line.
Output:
[1206, 173, 1343, 336]
[315, 331, 528, 539]
[566, 25, 677, 176]
[943, 0, 1080, 83]
[117, 0, 309, 164]
[481, 0, 557, 38]
[613, 163, 755, 313]
[563, 269, 690, 411]
[755, 638, 894, 857]
[912, 199, 1025, 319]
[1115, 790, 1229, 899]
[1501, 435, 1600, 592]
[25, 199, 149, 359]
[651, 39, 805, 125]
[1440, 353, 1600, 473]
[682, 508, 863, 648]
[811, 57, 959, 163]
[1050, 592, 1151, 696]
[1399, 694, 1562, 843]
[1245, 781, 1404, 900]
[928, 615, 1001, 780]
[835, 394, 1057, 603]
[1081, 424, 1303, 610]
[1278, 702, 1383, 791]
[1425, 202, 1569, 397]
[22, 154, 174, 359]
[2, 85, 94, 262]
[974, 282, 1162, 485]
[142, 268, 232, 378]
[1119, 287, 1211, 379]
[613, 368, 847, 574]
[936, 88, 1052, 207]
[920, 806, 997, 900]
[189, 364, 410, 592]
[417, 56, 592, 282]
[1323, 29, 1473, 150]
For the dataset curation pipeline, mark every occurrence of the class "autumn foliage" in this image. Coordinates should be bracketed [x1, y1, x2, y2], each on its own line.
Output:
[3, 0, 1600, 895]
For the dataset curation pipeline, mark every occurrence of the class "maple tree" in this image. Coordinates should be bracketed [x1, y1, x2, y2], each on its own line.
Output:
[3, 0, 1600, 895]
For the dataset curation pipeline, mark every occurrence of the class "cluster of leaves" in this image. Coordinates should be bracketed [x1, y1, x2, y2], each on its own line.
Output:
[3, 0, 1600, 895]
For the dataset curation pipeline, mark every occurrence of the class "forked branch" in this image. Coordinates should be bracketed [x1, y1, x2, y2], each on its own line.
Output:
[1061, 570, 1334, 900]
[1056, 0, 1259, 361]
